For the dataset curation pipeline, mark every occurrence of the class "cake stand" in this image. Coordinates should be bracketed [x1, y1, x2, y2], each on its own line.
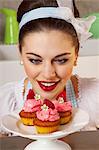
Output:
[1, 108, 89, 150]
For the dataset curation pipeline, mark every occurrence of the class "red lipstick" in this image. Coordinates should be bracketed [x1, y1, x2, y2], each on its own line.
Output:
[37, 81, 59, 91]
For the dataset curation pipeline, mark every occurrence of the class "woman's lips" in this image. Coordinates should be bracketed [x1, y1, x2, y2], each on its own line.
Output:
[37, 81, 59, 91]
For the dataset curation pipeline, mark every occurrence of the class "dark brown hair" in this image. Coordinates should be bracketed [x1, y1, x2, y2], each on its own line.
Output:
[73, 0, 80, 18]
[17, 0, 79, 53]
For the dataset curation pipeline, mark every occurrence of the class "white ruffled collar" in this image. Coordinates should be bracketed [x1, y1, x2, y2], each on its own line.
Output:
[14, 77, 26, 109]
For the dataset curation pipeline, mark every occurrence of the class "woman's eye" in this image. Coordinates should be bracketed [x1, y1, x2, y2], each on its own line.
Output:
[54, 59, 68, 64]
[29, 59, 42, 65]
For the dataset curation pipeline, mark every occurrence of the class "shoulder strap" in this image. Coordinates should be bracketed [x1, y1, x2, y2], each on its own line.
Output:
[66, 79, 78, 107]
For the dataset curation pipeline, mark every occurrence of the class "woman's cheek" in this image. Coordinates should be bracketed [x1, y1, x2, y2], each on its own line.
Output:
[23, 63, 38, 78]
[57, 65, 73, 79]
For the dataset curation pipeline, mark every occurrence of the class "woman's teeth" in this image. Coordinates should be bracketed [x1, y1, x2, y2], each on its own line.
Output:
[41, 82, 56, 87]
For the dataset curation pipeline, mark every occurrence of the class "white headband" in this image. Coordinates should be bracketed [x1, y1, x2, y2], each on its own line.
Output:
[19, 7, 73, 29]
[19, 6, 96, 43]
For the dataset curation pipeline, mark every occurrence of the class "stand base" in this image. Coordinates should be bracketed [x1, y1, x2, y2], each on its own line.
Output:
[24, 139, 71, 150]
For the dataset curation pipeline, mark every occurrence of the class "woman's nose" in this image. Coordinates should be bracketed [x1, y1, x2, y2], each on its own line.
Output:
[42, 62, 56, 79]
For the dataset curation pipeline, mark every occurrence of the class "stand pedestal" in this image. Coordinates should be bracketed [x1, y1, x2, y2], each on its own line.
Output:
[24, 139, 71, 150]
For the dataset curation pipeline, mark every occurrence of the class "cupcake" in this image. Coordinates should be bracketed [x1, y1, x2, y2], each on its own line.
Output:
[34, 99, 60, 134]
[53, 98, 72, 125]
[19, 89, 43, 126]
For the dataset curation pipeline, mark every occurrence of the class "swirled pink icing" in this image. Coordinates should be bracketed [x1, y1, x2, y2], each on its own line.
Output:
[36, 108, 60, 121]
[23, 99, 43, 112]
[53, 100, 72, 112]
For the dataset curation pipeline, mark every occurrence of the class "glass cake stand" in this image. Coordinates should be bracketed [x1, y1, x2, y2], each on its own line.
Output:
[2, 108, 89, 150]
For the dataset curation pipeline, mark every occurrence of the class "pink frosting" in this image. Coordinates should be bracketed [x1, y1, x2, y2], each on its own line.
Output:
[23, 99, 43, 112]
[36, 108, 60, 121]
[53, 100, 72, 112]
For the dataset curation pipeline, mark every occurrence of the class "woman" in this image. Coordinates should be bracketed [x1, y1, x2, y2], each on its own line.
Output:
[0, 0, 99, 136]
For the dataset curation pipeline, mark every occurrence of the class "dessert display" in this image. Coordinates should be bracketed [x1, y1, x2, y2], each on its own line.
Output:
[19, 89, 72, 134]
[34, 99, 60, 134]
[19, 89, 43, 126]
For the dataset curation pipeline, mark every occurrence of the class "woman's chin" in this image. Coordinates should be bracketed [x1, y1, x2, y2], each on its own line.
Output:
[36, 90, 57, 100]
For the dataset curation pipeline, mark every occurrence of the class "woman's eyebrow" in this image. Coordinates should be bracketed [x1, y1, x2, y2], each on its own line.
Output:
[26, 52, 71, 59]
[26, 52, 42, 58]
[54, 53, 71, 59]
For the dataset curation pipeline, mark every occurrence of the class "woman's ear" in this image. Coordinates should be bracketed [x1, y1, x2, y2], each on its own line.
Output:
[74, 60, 77, 66]
[74, 53, 78, 66]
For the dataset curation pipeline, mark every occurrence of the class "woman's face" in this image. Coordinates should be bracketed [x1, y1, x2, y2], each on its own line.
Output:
[21, 30, 77, 100]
